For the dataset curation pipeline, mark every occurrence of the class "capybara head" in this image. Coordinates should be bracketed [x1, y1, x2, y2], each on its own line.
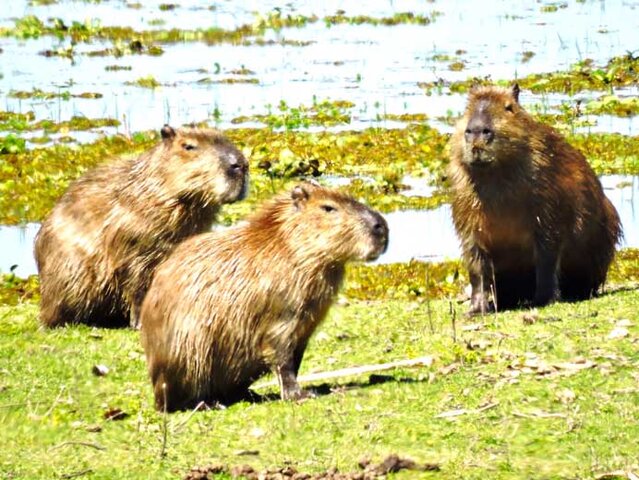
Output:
[261, 182, 389, 263]
[156, 125, 248, 205]
[455, 84, 529, 168]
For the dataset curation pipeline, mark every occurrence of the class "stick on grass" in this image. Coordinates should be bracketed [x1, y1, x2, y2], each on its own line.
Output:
[255, 356, 434, 389]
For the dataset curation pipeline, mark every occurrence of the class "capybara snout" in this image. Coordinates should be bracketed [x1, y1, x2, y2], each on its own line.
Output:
[464, 103, 495, 147]
[359, 207, 389, 260]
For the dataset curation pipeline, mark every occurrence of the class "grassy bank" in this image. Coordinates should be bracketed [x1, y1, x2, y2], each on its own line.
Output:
[1, 282, 638, 479]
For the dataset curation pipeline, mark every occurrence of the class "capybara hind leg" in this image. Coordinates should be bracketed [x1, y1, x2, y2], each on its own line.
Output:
[533, 248, 560, 307]
[153, 373, 186, 412]
[39, 299, 74, 328]
[468, 270, 493, 316]
[559, 273, 598, 301]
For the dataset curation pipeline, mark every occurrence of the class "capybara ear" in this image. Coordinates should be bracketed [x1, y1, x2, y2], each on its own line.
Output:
[161, 125, 176, 141]
[469, 82, 483, 95]
[511, 83, 521, 103]
[291, 184, 310, 209]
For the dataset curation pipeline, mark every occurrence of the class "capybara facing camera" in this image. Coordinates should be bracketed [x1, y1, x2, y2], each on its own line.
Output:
[140, 182, 389, 412]
[448, 84, 622, 314]
[35, 125, 249, 329]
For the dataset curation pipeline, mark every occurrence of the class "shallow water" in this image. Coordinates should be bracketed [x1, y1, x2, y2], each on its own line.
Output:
[2, 176, 637, 276]
[0, 1, 638, 137]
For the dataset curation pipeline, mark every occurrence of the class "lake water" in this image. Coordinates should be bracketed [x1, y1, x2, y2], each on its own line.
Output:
[1, 175, 637, 276]
[0, 1, 638, 136]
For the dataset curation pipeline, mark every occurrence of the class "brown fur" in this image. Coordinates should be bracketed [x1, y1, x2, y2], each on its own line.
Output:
[140, 182, 389, 412]
[35, 125, 249, 328]
[448, 84, 622, 314]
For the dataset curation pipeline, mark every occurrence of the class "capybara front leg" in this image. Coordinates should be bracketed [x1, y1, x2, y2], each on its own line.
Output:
[467, 250, 493, 315]
[274, 356, 311, 401]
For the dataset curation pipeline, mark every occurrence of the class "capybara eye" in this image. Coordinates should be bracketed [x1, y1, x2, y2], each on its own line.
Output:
[321, 204, 336, 213]
[182, 143, 197, 151]
[505, 103, 514, 112]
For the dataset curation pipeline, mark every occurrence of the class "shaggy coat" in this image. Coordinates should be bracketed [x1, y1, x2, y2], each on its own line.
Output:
[448, 84, 622, 314]
[140, 182, 388, 411]
[35, 125, 248, 328]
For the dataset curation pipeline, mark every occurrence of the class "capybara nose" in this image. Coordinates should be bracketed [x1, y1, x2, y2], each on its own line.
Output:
[465, 127, 494, 144]
[230, 161, 246, 174]
[465, 112, 495, 145]
[370, 214, 389, 252]
[481, 127, 494, 143]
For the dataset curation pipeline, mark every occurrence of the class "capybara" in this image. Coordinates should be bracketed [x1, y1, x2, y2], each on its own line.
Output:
[448, 84, 622, 314]
[35, 125, 249, 328]
[140, 182, 389, 411]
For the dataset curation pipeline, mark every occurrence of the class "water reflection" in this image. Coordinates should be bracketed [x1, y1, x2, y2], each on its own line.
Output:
[2, 176, 637, 276]
[0, 223, 39, 278]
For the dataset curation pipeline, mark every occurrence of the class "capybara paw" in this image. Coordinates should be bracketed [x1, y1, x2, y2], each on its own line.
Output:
[467, 300, 493, 316]
[282, 387, 314, 402]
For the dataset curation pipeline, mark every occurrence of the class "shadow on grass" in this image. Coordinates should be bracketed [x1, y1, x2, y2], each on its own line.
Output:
[242, 373, 426, 406]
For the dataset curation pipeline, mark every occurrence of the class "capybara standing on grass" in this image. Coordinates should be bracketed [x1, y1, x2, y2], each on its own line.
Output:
[140, 182, 389, 412]
[448, 84, 622, 315]
[35, 125, 249, 328]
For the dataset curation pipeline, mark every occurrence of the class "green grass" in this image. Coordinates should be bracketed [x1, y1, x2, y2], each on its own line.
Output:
[1, 284, 638, 479]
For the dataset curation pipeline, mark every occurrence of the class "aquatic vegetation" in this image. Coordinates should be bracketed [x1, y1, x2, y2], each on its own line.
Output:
[607, 248, 639, 285]
[253, 11, 318, 31]
[231, 99, 356, 130]
[345, 259, 466, 301]
[9, 88, 102, 101]
[86, 40, 164, 57]
[0, 110, 118, 135]
[0, 9, 439, 54]
[3, 248, 635, 305]
[585, 95, 639, 117]
[229, 66, 256, 75]
[35, 116, 119, 133]
[0, 123, 448, 224]
[0, 112, 35, 132]
[540, 3, 567, 13]
[2, 110, 637, 226]
[38, 45, 75, 59]
[0, 272, 39, 305]
[126, 75, 161, 89]
[380, 113, 429, 123]
[419, 53, 639, 95]
[568, 133, 639, 173]
[0, 135, 27, 154]
[208, 77, 259, 85]
[0, 132, 157, 224]
[323, 11, 440, 27]
[104, 65, 132, 71]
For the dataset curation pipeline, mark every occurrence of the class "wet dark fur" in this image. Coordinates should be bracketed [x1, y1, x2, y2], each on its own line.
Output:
[140, 182, 389, 412]
[35, 125, 248, 328]
[448, 85, 622, 314]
